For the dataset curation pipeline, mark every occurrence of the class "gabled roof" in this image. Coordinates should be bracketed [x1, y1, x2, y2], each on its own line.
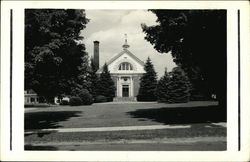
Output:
[97, 49, 144, 73]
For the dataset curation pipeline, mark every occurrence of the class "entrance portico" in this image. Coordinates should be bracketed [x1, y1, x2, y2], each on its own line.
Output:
[116, 75, 134, 97]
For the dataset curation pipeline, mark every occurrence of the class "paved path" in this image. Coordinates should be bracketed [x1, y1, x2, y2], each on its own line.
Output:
[25, 124, 191, 134]
[25, 122, 226, 135]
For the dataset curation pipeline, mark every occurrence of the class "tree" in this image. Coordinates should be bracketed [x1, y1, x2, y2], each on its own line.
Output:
[137, 57, 157, 101]
[89, 58, 99, 99]
[157, 67, 190, 103]
[97, 63, 115, 101]
[142, 10, 226, 106]
[25, 9, 89, 102]
[156, 69, 170, 102]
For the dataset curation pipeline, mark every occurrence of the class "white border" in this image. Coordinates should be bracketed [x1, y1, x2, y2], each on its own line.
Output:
[1, 1, 250, 161]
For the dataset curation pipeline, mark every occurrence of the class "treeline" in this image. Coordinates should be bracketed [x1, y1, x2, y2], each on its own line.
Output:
[140, 10, 226, 107]
[25, 9, 115, 106]
[137, 57, 191, 103]
[66, 62, 115, 106]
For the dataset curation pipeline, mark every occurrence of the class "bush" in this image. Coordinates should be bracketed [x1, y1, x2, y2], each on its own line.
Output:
[95, 95, 107, 103]
[190, 93, 209, 101]
[24, 103, 50, 108]
[60, 100, 69, 105]
[69, 97, 82, 106]
[137, 94, 156, 102]
[78, 89, 93, 105]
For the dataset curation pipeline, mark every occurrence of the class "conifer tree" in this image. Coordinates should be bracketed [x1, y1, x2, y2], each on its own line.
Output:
[161, 67, 191, 103]
[137, 57, 157, 101]
[97, 63, 115, 101]
[156, 69, 170, 102]
[89, 58, 99, 99]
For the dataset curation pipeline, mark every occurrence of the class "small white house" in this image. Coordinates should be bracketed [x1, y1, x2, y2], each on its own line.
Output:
[24, 89, 39, 104]
[54, 96, 70, 105]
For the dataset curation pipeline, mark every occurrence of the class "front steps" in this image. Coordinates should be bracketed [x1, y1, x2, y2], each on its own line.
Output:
[113, 97, 137, 102]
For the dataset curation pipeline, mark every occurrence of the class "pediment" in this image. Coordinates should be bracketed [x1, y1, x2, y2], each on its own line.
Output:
[97, 49, 145, 74]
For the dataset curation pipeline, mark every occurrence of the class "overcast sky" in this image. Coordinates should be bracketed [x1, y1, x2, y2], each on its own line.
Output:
[81, 10, 176, 78]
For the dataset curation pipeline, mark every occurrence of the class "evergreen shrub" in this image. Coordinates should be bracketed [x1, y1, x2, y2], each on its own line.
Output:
[60, 100, 69, 105]
[96, 64, 115, 102]
[69, 97, 82, 106]
[95, 95, 107, 103]
[157, 67, 191, 103]
[78, 89, 93, 105]
[137, 57, 157, 101]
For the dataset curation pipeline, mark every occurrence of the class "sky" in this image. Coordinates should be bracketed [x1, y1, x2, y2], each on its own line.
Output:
[81, 10, 176, 78]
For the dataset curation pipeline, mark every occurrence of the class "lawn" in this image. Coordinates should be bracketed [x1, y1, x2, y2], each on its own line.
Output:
[25, 101, 225, 129]
[25, 101, 226, 151]
[25, 123, 226, 143]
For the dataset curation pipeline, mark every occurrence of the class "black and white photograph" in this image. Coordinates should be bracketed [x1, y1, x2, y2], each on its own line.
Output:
[24, 9, 227, 151]
[1, 1, 250, 161]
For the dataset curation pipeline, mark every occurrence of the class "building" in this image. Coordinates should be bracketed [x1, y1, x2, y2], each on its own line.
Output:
[24, 89, 39, 104]
[54, 96, 70, 105]
[95, 37, 145, 101]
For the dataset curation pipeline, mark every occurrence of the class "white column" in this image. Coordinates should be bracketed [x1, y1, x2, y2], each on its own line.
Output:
[118, 76, 122, 97]
[131, 76, 134, 97]
[116, 76, 119, 97]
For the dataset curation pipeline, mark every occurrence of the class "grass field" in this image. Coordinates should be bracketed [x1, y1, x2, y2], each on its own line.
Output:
[25, 101, 226, 150]
[25, 124, 226, 143]
[25, 101, 225, 129]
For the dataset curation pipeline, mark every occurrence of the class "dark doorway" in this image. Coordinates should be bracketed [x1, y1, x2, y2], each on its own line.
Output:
[122, 85, 129, 97]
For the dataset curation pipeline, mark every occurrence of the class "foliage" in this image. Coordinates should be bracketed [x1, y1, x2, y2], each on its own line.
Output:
[70, 88, 93, 105]
[142, 10, 226, 105]
[89, 58, 99, 99]
[156, 70, 170, 102]
[60, 100, 69, 105]
[25, 9, 89, 102]
[137, 57, 157, 101]
[95, 95, 107, 103]
[157, 67, 190, 103]
[96, 63, 115, 102]
[78, 89, 93, 105]
[69, 96, 82, 106]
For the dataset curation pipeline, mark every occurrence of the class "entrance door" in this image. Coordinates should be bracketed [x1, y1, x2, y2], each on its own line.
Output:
[122, 85, 129, 97]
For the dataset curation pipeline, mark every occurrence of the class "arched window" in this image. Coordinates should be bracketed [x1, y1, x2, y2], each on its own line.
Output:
[118, 62, 133, 70]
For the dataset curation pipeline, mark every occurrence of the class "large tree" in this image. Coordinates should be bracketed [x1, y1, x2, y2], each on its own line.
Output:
[97, 64, 115, 101]
[142, 10, 226, 106]
[25, 9, 89, 102]
[137, 57, 158, 101]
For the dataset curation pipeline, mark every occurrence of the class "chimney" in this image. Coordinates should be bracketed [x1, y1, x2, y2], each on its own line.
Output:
[93, 41, 99, 69]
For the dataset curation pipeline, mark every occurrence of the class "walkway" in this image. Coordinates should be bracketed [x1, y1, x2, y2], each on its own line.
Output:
[25, 122, 226, 135]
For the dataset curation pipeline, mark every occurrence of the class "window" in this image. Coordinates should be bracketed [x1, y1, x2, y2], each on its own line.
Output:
[118, 62, 133, 70]
[31, 98, 35, 102]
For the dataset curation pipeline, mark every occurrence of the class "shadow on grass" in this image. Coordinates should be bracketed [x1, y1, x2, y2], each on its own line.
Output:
[25, 111, 82, 130]
[25, 144, 58, 150]
[127, 105, 226, 125]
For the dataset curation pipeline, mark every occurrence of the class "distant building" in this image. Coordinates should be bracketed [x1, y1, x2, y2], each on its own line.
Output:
[24, 89, 39, 104]
[94, 36, 145, 101]
[54, 96, 70, 105]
